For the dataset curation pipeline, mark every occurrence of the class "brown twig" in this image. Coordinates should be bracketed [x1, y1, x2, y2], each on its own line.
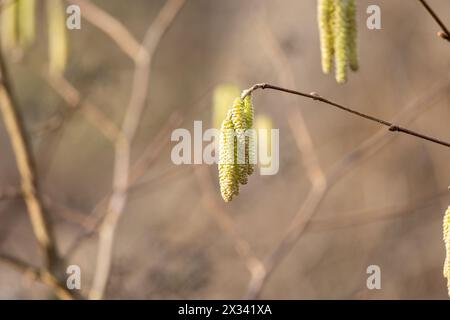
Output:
[259, 15, 326, 189]
[245, 81, 450, 299]
[0, 51, 59, 272]
[417, 0, 450, 41]
[308, 190, 449, 233]
[0, 253, 75, 300]
[0, 50, 78, 299]
[89, 0, 185, 299]
[193, 166, 265, 281]
[242, 83, 450, 148]
[45, 73, 121, 142]
[67, 0, 142, 60]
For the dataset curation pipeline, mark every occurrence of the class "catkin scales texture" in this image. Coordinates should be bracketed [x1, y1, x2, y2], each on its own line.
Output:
[347, 0, 358, 71]
[318, 0, 335, 74]
[318, 0, 358, 83]
[230, 98, 248, 185]
[444, 207, 450, 297]
[244, 95, 255, 176]
[334, 0, 349, 83]
[219, 113, 239, 202]
[218, 95, 255, 202]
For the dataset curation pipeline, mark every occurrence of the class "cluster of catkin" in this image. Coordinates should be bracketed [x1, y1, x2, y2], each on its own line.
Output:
[444, 207, 450, 297]
[218, 95, 255, 202]
[318, 0, 358, 83]
[0, 0, 68, 74]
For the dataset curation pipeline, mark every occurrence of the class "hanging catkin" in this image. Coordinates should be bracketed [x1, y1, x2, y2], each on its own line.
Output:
[443, 207, 450, 297]
[219, 111, 239, 202]
[218, 93, 255, 202]
[244, 95, 255, 176]
[318, 0, 335, 74]
[318, 0, 358, 83]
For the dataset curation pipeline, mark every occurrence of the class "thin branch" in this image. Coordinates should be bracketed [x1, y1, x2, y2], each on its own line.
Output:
[242, 83, 450, 148]
[67, 0, 142, 60]
[245, 81, 450, 299]
[89, 0, 185, 299]
[0, 51, 59, 272]
[417, 0, 450, 41]
[259, 15, 326, 188]
[63, 110, 183, 261]
[45, 73, 121, 142]
[0, 253, 74, 300]
[308, 190, 449, 233]
[0, 50, 79, 299]
[193, 166, 265, 281]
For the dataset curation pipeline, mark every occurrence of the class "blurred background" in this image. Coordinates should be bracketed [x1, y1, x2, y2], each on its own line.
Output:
[0, 0, 450, 299]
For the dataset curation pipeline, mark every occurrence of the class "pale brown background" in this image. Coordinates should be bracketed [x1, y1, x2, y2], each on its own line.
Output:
[0, 0, 449, 299]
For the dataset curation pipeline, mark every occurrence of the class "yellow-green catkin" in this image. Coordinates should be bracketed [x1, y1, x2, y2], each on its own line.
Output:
[219, 112, 239, 202]
[230, 98, 248, 185]
[244, 95, 255, 176]
[213, 84, 241, 129]
[317, 0, 358, 83]
[318, 0, 335, 74]
[218, 93, 256, 202]
[347, 0, 358, 71]
[1, 0, 18, 50]
[443, 207, 450, 297]
[17, 0, 36, 47]
[47, 0, 68, 74]
[334, 0, 349, 84]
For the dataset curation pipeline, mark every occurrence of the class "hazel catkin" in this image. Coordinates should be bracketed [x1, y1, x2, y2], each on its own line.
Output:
[443, 207, 450, 297]
[318, 0, 358, 83]
[218, 93, 256, 202]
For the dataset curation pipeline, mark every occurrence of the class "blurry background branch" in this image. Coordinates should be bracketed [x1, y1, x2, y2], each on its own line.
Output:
[0, 253, 74, 300]
[245, 80, 450, 298]
[0, 49, 77, 299]
[0, 0, 449, 300]
[67, 0, 142, 60]
[88, 0, 186, 299]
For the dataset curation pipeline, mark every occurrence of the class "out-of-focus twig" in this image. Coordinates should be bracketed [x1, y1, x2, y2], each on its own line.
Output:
[194, 166, 265, 280]
[67, 0, 142, 60]
[0, 51, 59, 272]
[0, 50, 78, 299]
[0, 253, 75, 300]
[417, 0, 450, 41]
[45, 72, 121, 142]
[89, 0, 185, 299]
[259, 16, 326, 189]
[308, 190, 449, 233]
[243, 16, 329, 299]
